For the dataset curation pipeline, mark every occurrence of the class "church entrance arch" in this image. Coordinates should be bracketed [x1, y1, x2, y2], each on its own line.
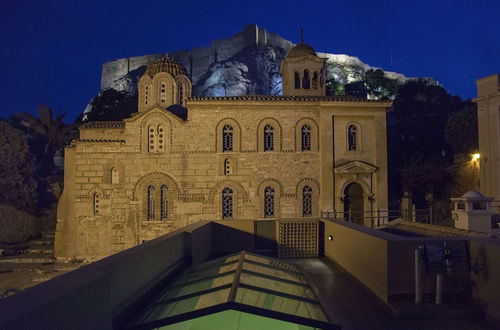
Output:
[344, 183, 364, 225]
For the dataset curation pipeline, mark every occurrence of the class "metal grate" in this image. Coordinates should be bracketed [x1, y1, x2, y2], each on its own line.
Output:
[223, 125, 233, 152]
[278, 220, 318, 258]
[222, 187, 233, 219]
[263, 186, 275, 218]
[301, 125, 311, 151]
[302, 186, 313, 217]
[264, 124, 274, 151]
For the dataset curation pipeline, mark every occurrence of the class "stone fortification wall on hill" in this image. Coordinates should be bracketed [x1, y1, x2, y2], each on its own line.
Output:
[100, 24, 294, 90]
[100, 54, 165, 90]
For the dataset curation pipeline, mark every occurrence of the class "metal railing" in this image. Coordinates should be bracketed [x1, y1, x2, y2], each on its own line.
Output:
[321, 208, 453, 228]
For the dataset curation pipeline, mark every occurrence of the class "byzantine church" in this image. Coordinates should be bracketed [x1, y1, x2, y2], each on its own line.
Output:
[55, 42, 391, 259]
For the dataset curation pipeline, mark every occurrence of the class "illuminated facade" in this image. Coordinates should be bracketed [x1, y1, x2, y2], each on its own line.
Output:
[475, 74, 500, 210]
[55, 43, 391, 259]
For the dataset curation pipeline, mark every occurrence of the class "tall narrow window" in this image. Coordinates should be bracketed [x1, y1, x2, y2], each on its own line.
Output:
[264, 124, 274, 151]
[223, 125, 233, 152]
[303, 186, 313, 217]
[160, 185, 168, 220]
[222, 187, 233, 219]
[224, 158, 232, 175]
[148, 125, 156, 152]
[301, 125, 312, 151]
[312, 71, 319, 89]
[348, 125, 358, 151]
[160, 82, 167, 105]
[157, 125, 165, 151]
[178, 83, 184, 106]
[302, 69, 310, 89]
[111, 167, 119, 184]
[294, 71, 300, 89]
[147, 185, 155, 220]
[145, 86, 149, 105]
[264, 186, 275, 218]
[93, 193, 100, 215]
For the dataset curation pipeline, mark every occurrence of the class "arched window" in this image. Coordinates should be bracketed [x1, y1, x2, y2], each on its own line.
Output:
[111, 167, 119, 184]
[302, 69, 310, 89]
[264, 124, 274, 151]
[312, 71, 319, 89]
[347, 124, 358, 151]
[223, 125, 233, 152]
[148, 125, 156, 152]
[147, 185, 155, 220]
[93, 193, 100, 215]
[301, 125, 312, 151]
[294, 71, 300, 89]
[222, 187, 233, 219]
[178, 83, 184, 106]
[264, 186, 275, 218]
[224, 158, 232, 175]
[302, 186, 313, 217]
[160, 185, 168, 220]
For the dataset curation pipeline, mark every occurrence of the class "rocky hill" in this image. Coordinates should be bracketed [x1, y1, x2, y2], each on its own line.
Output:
[83, 24, 410, 120]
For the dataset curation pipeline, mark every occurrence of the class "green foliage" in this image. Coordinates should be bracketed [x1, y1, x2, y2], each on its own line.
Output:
[388, 79, 465, 205]
[445, 101, 478, 154]
[325, 78, 345, 96]
[364, 69, 400, 100]
[16, 106, 78, 176]
[0, 121, 38, 209]
[80, 89, 137, 122]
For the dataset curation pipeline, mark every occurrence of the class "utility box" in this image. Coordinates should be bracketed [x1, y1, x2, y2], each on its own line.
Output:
[451, 191, 494, 233]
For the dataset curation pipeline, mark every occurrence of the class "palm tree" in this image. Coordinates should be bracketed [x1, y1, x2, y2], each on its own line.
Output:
[17, 106, 77, 175]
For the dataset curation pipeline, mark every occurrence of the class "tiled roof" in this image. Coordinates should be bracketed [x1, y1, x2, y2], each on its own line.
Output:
[81, 121, 125, 129]
[189, 95, 388, 103]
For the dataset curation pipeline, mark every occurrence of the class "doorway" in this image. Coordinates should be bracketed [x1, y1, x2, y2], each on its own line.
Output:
[344, 182, 364, 225]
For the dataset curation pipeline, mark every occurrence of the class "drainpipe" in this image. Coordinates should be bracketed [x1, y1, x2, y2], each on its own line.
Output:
[415, 246, 423, 304]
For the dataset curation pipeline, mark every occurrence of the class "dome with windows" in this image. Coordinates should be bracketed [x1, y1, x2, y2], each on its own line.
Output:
[286, 42, 318, 58]
[145, 57, 188, 78]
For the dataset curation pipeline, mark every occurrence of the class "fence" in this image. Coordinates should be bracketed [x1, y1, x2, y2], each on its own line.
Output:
[321, 208, 453, 228]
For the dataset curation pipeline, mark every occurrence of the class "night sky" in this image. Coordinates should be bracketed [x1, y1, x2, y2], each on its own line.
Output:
[1, 0, 499, 122]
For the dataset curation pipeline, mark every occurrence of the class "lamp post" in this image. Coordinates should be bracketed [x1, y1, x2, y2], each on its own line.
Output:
[425, 191, 434, 224]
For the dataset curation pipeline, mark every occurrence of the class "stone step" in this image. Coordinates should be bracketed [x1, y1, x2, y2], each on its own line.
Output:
[28, 239, 53, 246]
[42, 233, 55, 240]
[0, 253, 55, 264]
[26, 247, 54, 254]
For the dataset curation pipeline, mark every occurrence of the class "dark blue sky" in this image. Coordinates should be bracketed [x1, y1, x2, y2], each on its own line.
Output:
[1, 0, 499, 121]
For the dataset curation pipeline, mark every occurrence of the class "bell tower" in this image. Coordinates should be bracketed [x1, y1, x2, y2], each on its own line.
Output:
[280, 39, 326, 96]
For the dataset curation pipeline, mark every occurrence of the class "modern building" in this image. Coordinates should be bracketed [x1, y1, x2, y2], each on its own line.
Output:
[55, 42, 391, 260]
[474, 74, 500, 211]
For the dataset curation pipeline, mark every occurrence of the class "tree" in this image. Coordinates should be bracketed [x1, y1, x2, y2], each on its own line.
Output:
[445, 101, 478, 154]
[79, 89, 137, 122]
[0, 121, 38, 209]
[364, 69, 400, 100]
[388, 79, 464, 206]
[16, 106, 77, 176]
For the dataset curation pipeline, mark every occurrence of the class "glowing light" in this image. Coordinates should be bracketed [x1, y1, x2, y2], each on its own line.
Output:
[472, 153, 480, 161]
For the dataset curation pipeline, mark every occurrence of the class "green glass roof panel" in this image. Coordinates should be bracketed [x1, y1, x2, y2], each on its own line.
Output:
[173, 261, 238, 285]
[239, 273, 316, 301]
[242, 260, 307, 284]
[156, 274, 235, 302]
[244, 253, 301, 272]
[157, 309, 318, 330]
[132, 287, 231, 325]
[235, 286, 328, 323]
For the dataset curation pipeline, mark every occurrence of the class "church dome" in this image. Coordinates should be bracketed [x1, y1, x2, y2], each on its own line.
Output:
[286, 42, 317, 58]
[462, 190, 485, 198]
[145, 57, 188, 78]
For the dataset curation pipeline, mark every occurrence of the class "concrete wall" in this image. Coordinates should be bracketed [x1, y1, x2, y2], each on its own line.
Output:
[470, 238, 500, 324]
[321, 219, 390, 302]
[0, 221, 212, 330]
